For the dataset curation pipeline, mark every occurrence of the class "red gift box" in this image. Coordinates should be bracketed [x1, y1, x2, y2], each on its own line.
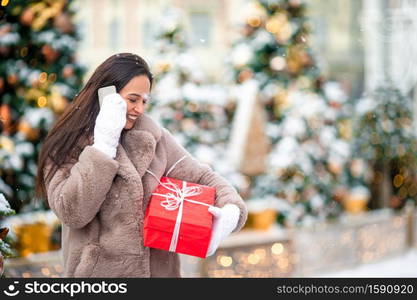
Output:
[143, 177, 215, 258]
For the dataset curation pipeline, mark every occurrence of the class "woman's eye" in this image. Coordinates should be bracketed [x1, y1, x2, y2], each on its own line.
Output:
[128, 97, 149, 104]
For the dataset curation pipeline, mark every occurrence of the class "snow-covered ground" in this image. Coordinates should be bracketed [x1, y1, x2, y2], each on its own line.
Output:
[316, 250, 417, 277]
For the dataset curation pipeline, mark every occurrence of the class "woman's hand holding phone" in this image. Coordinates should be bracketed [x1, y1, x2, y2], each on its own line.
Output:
[92, 87, 127, 158]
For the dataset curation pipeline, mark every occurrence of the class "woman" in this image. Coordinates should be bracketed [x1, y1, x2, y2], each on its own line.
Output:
[35, 53, 247, 278]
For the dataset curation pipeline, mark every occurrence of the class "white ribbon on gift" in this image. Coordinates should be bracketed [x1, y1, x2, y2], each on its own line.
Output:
[146, 156, 214, 252]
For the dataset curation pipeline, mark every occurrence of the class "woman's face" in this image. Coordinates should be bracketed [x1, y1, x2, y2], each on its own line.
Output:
[119, 75, 151, 130]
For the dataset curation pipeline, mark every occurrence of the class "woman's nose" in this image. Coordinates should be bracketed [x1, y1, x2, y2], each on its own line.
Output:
[133, 102, 144, 114]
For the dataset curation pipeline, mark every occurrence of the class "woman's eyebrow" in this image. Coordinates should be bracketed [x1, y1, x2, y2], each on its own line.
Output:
[127, 93, 142, 97]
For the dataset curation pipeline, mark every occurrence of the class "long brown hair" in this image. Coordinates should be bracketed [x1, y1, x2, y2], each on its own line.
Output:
[35, 53, 153, 200]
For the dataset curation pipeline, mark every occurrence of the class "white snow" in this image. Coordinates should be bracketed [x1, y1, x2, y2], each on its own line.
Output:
[319, 126, 336, 146]
[330, 140, 351, 159]
[288, 91, 326, 118]
[0, 193, 11, 212]
[356, 97, 377, 115]
[349, 185, 371, 198]
[23, 107, 54, 128]
[193, 144, 216, 165]
[316, 250, 417, 277]
[269, 136, 298, 168]
[0, 178, 13, 197]
[27, 69, 41, 85]
[153, 74, 182, 104]
[15, 142, 35, 157]
[8, 154, 23, 171]
[251, 30, 275, 50]
[231, 43, 253, 67]
[310, 194, 325, 209]
[0, 32, 20, 45]
[53, 83, 74, 98]
[282, 116, 306, 137]
[323, 81, 348, 103]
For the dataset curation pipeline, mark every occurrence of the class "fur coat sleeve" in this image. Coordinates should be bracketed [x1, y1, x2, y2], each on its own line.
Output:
[161, 128, 248, 232]
[45, 146, 119, 229]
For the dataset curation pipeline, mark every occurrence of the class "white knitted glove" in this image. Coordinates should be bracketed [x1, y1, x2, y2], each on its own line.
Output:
[92, 93, 127, 158]
[206, 204, 240, 257]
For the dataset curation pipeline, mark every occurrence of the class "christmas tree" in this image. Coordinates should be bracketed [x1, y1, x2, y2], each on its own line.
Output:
[228, 0, 354, 226]
[0, 0, 85, 212]
[0, 193, 15, 276]
[148, 7, 247, 191]
[351, 85, 417, 209]
[229, 0, 321, 120]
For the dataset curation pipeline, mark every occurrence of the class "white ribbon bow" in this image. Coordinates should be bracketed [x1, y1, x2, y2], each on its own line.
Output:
[152, 180, 204, 211]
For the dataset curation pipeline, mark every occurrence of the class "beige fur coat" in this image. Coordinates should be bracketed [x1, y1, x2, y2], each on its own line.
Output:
[45, 114, 247, 277]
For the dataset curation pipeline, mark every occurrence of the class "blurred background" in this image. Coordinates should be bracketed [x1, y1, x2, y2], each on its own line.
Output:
[1, 0, 417, 278]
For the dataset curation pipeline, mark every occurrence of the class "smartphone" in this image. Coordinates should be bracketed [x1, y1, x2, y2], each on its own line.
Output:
[98, 85, 117, 108]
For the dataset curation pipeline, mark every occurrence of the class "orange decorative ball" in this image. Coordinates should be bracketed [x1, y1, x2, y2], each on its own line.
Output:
[20, 8, 35, 26]
[41, 45, 59, 63]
